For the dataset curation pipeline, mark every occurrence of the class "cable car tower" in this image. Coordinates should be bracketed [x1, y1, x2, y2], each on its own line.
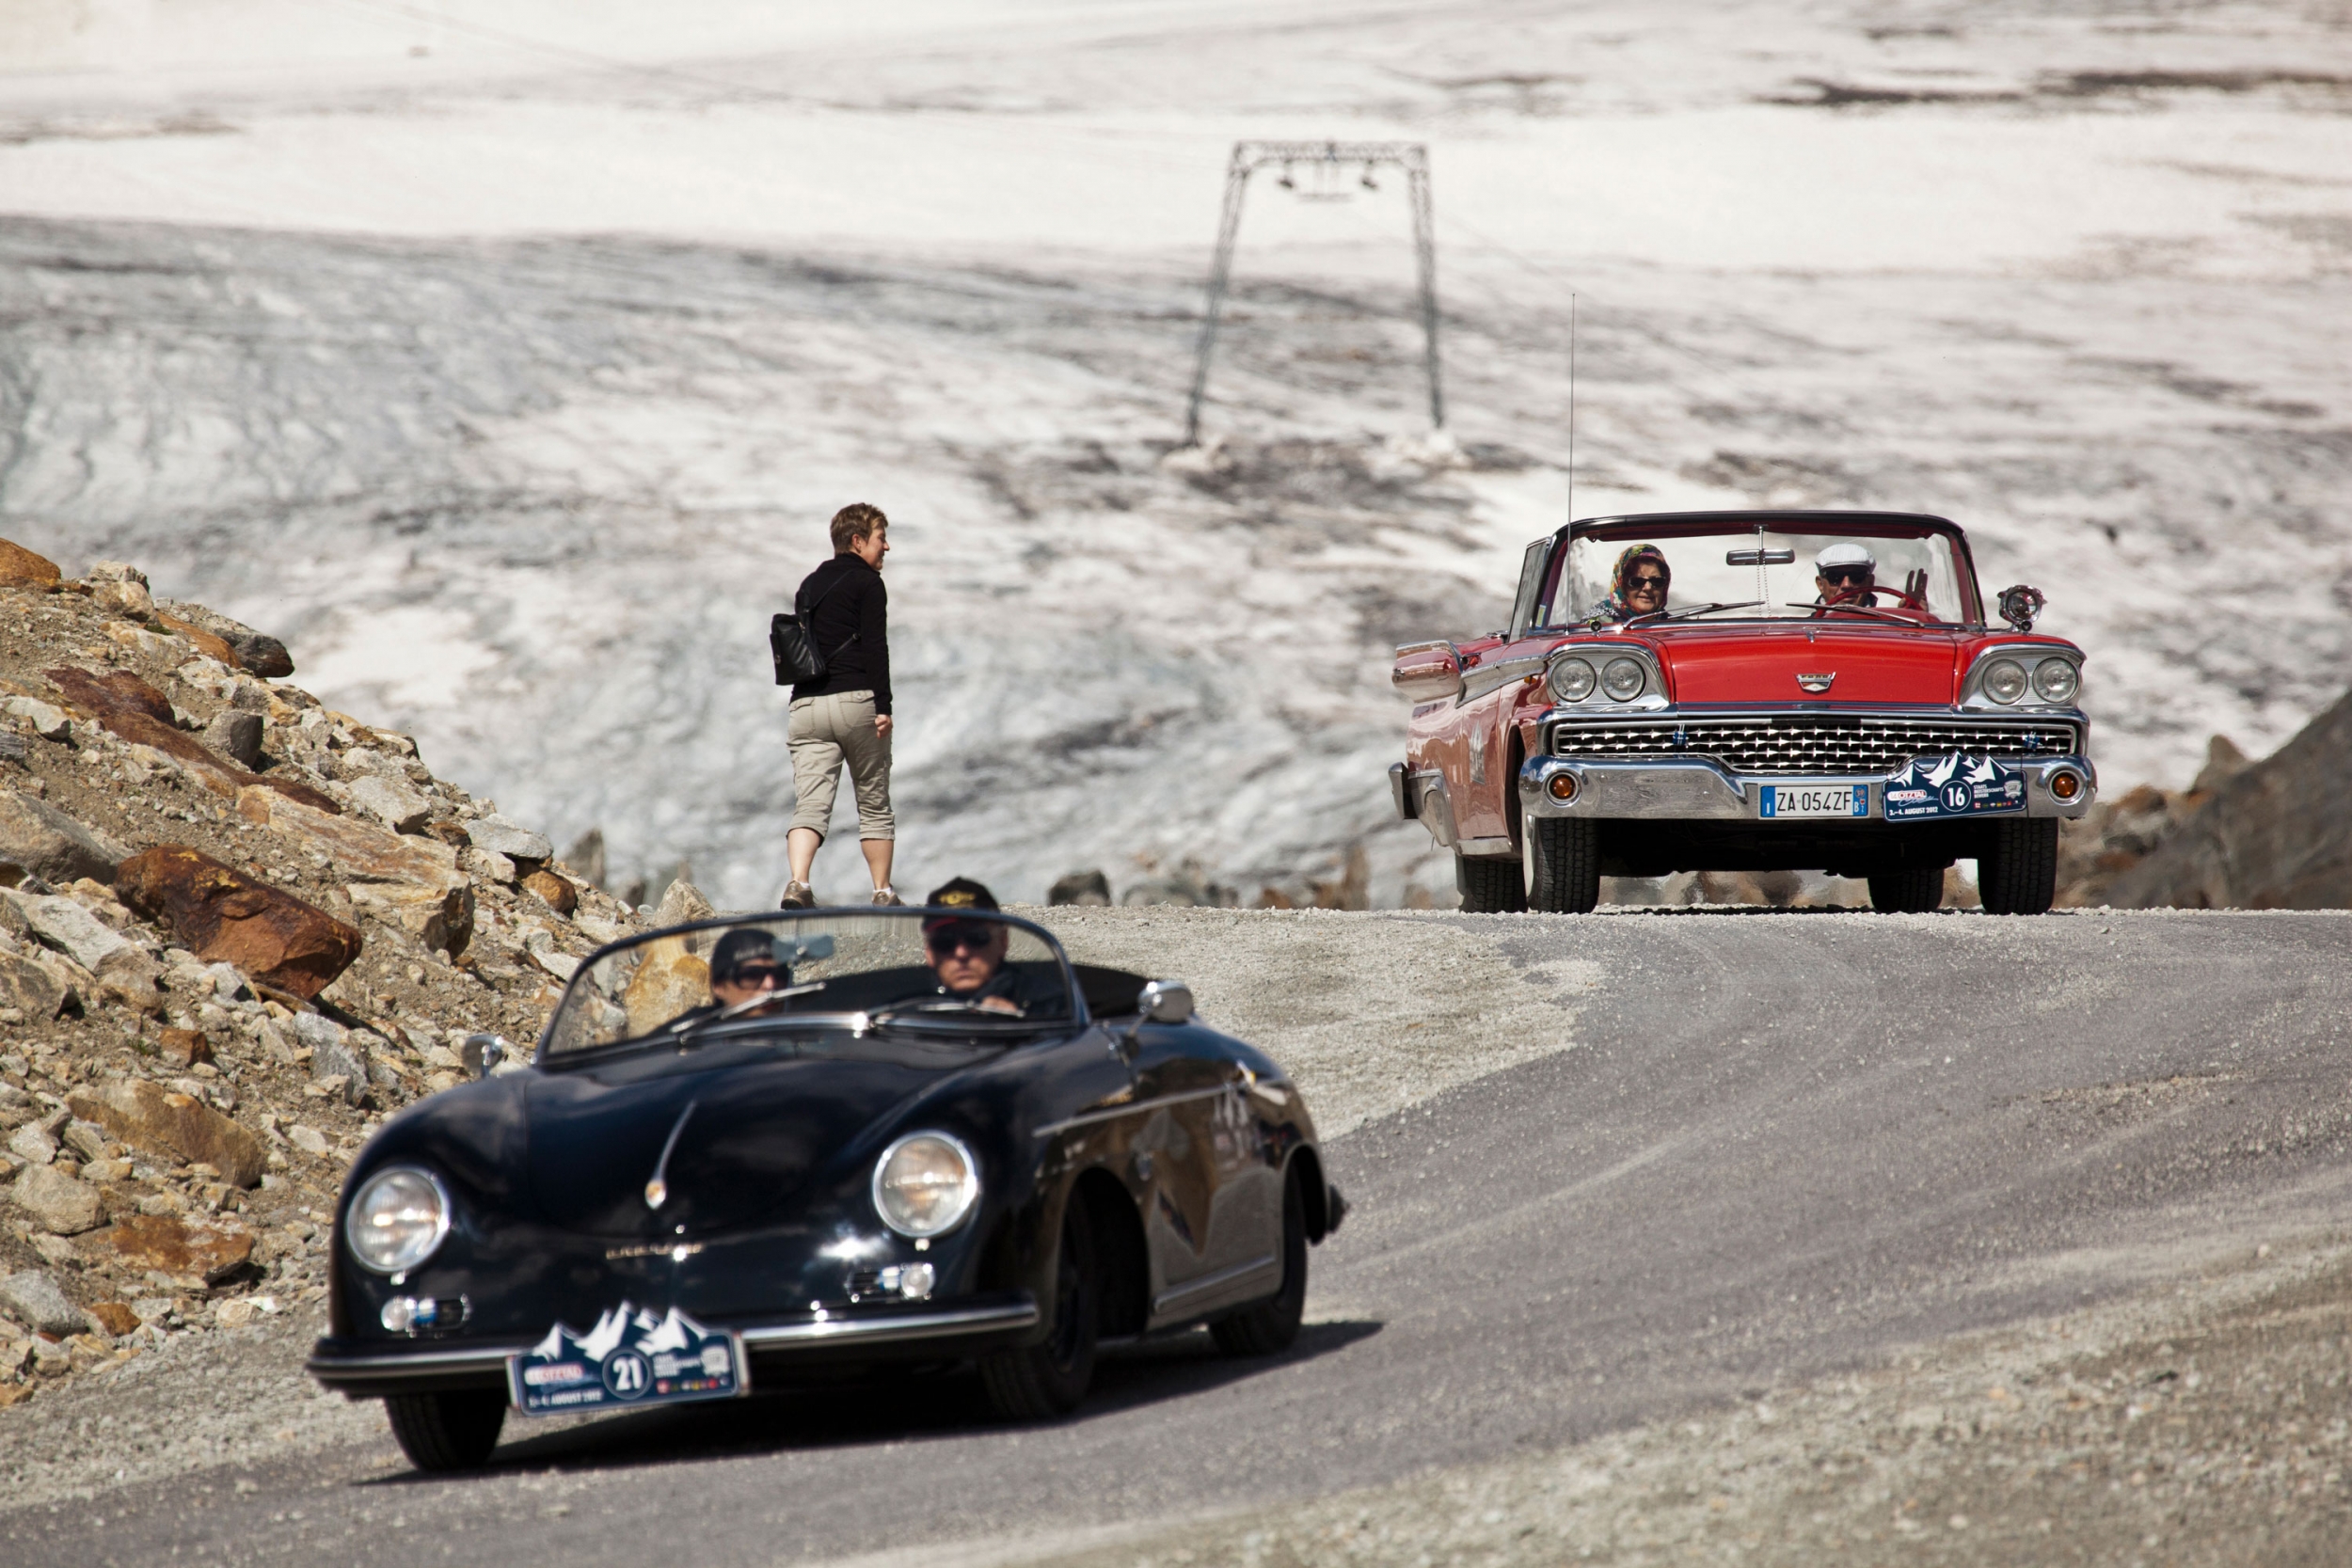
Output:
[1182, 140, 1442, 447]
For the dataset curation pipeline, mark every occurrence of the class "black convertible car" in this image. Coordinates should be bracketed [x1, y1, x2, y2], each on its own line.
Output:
[307, 908, 1345, 1471]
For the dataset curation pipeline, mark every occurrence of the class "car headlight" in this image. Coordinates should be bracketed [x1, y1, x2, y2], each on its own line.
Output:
[1601, 657, 1646, 702]
[1980, 657, 2027, 705]
[346, 1167, 451, 1275]
[2031, 657, 2079, 704]
[1548, 657, 1596, 703]
[872, 1132, 979, 1239]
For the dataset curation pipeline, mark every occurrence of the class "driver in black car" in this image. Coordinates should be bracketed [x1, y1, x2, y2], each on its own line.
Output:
[922, 878, 1043, 1016]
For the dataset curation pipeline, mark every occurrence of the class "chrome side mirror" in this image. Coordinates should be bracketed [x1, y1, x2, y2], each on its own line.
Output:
[466, 1032, 510, 1077]
[1137, 980, 1193, 1023]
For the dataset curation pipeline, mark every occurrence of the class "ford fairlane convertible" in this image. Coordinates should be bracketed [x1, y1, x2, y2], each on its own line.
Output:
[1391, 510, 2094, 914]
[306, 910, 1343, 1471]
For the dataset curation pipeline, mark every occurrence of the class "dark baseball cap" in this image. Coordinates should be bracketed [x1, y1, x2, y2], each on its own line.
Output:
[923, 877, 1000, 929]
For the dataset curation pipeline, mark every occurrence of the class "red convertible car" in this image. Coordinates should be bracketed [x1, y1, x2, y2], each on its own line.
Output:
[1391, 511, 2094, 914]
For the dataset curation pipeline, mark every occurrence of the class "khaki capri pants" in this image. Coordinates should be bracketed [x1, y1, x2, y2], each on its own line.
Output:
[787, 689, 895, 841]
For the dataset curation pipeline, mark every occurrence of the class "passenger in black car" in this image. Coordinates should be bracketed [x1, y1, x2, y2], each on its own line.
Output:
[708, 927, 789, 1012]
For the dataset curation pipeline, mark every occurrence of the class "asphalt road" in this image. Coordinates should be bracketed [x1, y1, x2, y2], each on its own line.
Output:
[9, 910, 2349, 1566]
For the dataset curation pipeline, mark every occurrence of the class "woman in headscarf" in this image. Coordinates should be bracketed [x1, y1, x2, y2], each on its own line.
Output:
[1590, 544, 1671, 624]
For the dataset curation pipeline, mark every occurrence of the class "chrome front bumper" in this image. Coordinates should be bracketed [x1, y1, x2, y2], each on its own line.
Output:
[1518, 754, 2097, 821]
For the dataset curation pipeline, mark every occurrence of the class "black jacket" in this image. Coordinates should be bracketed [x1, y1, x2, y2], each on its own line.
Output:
[791, 554, 891, 715]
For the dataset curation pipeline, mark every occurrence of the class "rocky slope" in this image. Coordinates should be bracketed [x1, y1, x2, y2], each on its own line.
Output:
[0, 536, 650, 1408]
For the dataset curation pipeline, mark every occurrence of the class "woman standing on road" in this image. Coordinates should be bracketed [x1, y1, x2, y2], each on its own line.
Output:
[782, 503, 898, 908]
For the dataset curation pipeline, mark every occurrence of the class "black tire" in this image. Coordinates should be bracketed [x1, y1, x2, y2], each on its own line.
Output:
[384, 1389, 506, 1473]
[980, 1196, 1100, 1420]
[1526, 818, 1601, 913]
[1212, 1164, 1307, 1357]
[1980, 817, 2058, 914]
[1456, 852, 1526, 913]
[1867, 866, 1945, 912]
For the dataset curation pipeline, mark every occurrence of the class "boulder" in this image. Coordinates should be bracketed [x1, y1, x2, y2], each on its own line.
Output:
[0, 1271, 85, 1336]
[522, 868, 578, 917]
[344, 774, 432, 834]
[86, 1300, 141, 1338]
[468, 815, 552, 864]
[623, 938, 709, 1037]
[2109, 689, 2352, 910]
[236, 787, 461, 891]
[654, 878, 716, 925]
[7, 1119, 56, 1164]
[10, 1164, 103, 1234]
[347, 879, 473, 956]
[0, 790, 128, 887]
[153, 600, 294, 678]
[2, 894, 164, 1014]
[293, 1012, 368, 1106]
[0, 951, 68, 1020]
[156, 1027, 215, 1068]
[66, 1078, 267, 1188]
[3, 695, 72, 740]
[100, 1213, 255, 1286]
[42, 667, 338, 814]
[113, 845, 362, 1001]
[1048, 869, 1113, 906]
[0, 539, 61, 592]
[200, 708, 264, 768]
[149, 610, 242, 669]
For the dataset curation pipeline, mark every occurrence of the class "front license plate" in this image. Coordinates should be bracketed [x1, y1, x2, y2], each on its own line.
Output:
[1758, 784, 1869, 818]
[1883, 754, 2027, 821]
[507, 1301, 745, 1416]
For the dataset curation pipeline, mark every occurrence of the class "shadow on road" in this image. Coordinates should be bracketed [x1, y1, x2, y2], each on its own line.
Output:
[365, 1319, 1383, 1485]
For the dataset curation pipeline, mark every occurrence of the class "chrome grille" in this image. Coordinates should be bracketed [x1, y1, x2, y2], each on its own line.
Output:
[1549, 714, 2080, 775]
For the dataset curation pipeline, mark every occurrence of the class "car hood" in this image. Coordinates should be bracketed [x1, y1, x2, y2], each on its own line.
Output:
[1652, 625, 1961, 705]
[519, 1042, 959, 1240]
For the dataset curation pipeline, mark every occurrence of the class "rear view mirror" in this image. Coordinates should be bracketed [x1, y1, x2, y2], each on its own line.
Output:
[775, 934, 834, 964]
[1726, 548, 1796, 566]
[1138, 980, 1194, 1023]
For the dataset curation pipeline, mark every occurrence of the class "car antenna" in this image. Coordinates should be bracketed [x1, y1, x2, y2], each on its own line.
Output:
[1565, 292, 1578, 526]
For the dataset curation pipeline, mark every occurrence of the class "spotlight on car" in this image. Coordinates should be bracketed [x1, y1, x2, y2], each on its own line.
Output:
[1547, 772, 1580, 803]
[346, 1167, 451, 1275]
[872, 1132, 979, 1239]
[1548, 657, 1597, 703]
[1981, 657, 2028, 705]
[2032, 657, 2079, 704]
[1601, 657, 1646, 702]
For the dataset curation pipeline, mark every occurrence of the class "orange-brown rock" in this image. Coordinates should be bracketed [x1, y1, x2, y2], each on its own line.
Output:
[100, 1212, 256, 1285]
[155, 1027, 215, 1068]
[66, 1078, 267, 1188]
[236, 787, 463, 891]
[0, 539, 60, 591]
[86, 1301, 141, 1337]
[522, 868, 579, 917]
[113, 846, 361, 1002]
[40, 666, 340, 815]
[149, 611, 242, 669]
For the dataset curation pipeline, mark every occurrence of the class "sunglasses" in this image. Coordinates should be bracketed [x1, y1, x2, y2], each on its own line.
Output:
[1628, 573, 1668, 590]
[717, 961, 781, 987]
[926, 922, 997, 955]
[1821, 567, 1873, 585]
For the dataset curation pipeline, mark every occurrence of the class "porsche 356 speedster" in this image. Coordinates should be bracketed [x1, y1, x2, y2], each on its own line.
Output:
[306, 908, 1344, 1471]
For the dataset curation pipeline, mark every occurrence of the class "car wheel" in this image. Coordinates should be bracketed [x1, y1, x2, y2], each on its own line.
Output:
[1867, 866, 1944, 912]
[980, 1196, 1100, 1420]
[1526, 818, 1600, 913]
[384, 1389, 506, 1473]
[1212, 1164, 1307, 1357]
[1456, 852, 1527, 913]
[1979, 818, 2058, 914]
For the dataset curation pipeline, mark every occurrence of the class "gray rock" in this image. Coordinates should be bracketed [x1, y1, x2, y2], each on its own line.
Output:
[3, 697, 72, 741]
[654, 878, 716, 925]
[0, 790, 127, 888]
[0, 1270, 87, 1336]
[61, 1119, 109, 1163]
[294, 1013, 367, 1105]
[345, 775, 432, 834]
[0, 951, 66, 1020]
[458, 846, 516, 884]
[86, 560, 149, 585]
[10, 1164, 103, 1234]
[3, 891, 131, 974]
[1048, 869, 1113, 907]
[467, 815, 552, 863]
[0, 734, 27, 768]
[7, 1119, 56, 1165]
[202, 708, 264, 768]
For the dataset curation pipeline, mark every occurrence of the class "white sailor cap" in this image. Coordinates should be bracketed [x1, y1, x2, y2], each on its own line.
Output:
[1816, 541, 1876, 573]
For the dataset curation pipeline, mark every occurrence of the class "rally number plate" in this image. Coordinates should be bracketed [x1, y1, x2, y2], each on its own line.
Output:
[1757, 783, 1869, 819]
[508, 1302, 745, 1417]
[1883, 754, 2026, 821]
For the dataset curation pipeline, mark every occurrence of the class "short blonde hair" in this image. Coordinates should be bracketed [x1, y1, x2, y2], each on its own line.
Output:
[830, 502, 887, 552]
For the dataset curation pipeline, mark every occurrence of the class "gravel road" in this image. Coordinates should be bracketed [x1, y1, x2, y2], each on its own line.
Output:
[3, 906, 2345, 1565]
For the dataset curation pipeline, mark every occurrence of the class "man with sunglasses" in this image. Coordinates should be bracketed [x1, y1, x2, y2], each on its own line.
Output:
[1814, 541, 1878, 609]
[920, 878, 1040, 1016]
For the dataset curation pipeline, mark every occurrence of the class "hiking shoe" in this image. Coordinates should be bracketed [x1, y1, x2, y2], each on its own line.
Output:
[870, 886, 902, 907]
[779, 880, 815, 910]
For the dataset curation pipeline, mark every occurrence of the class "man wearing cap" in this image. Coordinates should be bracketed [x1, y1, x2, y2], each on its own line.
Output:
[921, 878, 1045, 1016]
[1813, 542, 1878, 610]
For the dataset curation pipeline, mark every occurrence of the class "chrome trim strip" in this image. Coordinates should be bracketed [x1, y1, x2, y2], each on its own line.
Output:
[1036, 1085, 1232, 1139]
[1153, 1254, 1279, 1315]
[1456, 836, 1516, 857]
[739, 1300, 1039, 1348]
[308, 1342, 532, 1380]
[1458, 653, 1548, 703]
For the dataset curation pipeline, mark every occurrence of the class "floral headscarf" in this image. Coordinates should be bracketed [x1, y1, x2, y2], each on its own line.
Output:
[1590, 544, 1670, 623]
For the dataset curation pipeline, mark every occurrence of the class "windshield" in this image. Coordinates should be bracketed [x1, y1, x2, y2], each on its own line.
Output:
[1550, 522, 1978, 628]
[541, 911, 1076, 1057]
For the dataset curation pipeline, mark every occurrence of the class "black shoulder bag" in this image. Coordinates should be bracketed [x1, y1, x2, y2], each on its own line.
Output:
[770, 576, 858, 687]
